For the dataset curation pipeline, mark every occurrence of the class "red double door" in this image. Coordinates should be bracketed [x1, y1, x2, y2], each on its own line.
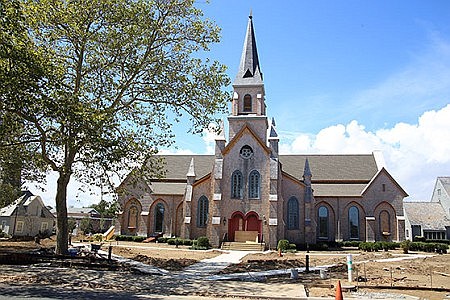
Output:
[228, 211, 262, 242]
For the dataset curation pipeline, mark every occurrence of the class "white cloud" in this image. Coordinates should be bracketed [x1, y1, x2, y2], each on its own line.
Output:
[280, 104, 450, 201]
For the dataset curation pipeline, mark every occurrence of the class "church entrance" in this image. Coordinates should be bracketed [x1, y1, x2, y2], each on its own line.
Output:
[228, 211, 262, 242]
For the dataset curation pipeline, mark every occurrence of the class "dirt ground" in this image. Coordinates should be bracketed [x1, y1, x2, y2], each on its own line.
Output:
[1, 238, 450, 299]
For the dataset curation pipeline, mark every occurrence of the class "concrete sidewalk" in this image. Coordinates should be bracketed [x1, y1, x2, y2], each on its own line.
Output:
[181, 250, 250, 277]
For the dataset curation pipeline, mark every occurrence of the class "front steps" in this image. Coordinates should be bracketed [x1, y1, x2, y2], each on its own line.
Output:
[221, 241, 265, 251]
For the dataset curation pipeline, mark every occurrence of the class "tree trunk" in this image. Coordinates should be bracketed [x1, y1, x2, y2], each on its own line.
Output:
[55, 172, 71, 255]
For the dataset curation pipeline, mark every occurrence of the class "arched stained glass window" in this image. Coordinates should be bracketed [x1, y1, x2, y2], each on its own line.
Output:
[287, 197, 299, 229]
[197, 196, 209, 227]
[318, 206, 329, 239]
[243, 94, 252, 112]
[248, 170, 260, 199]
[349, 206, 359, 239]
[379, 210, 390, 235]
[154, 203, 165, 233]
[128, 206, 139, 229]
[231, 170, 243, 199]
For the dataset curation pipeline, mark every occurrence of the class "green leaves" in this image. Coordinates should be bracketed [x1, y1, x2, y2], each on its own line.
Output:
[1, 0, 229, 253]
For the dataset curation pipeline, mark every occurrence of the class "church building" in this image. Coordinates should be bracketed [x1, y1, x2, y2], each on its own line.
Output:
[116, 15, 407, 249]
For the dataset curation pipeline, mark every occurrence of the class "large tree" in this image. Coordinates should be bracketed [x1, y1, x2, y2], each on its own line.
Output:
[0, 0, 229, 254]
[0, 0, 49, 207]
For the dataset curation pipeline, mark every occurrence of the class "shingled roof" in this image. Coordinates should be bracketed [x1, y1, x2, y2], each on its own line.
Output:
[142, 154, 379, 197]
[279, 154, 378, 182]
[404, 202, 450, 230]
[149, 154, 378, 182]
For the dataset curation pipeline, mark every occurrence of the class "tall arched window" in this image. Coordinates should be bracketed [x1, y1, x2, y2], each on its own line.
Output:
[154, 203, 165, 233]
[318, 206, 329, 239]
[248, 170, 260, 199]
[243, 94, 252, 112]
[349, 206, 359, 239]
[197, 196, 209, 227]
[379, 210, 390, 235]
[287, 197, 299, 229]
[128, 206, 139, 229]
[231, 170, 243, 199]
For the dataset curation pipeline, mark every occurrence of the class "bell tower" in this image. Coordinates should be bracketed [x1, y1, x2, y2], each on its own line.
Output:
[229, 14, 268, 142]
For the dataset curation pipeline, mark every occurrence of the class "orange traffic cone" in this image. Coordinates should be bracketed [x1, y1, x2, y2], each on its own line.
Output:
[278, 248, 283, 257]
[335, 280, 343, 300]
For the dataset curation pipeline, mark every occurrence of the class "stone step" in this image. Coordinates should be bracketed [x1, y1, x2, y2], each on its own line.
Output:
[221, 242, 265, 251]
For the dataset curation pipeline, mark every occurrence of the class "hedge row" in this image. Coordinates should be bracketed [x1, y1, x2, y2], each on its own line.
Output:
[167, 238, 193, 246]
[114, 235, 146, 242]
[358, 242, 400, 252]
[157, 236, 210, 250]
[409, 242, 448, 253]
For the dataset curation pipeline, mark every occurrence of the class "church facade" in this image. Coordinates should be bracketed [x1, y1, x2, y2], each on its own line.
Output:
[116, 16, 407, 249]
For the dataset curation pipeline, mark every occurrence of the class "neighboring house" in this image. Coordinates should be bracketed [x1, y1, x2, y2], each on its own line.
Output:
[0, 191, 55, 237]
[50, 207, 113, 234]
[116, 15, 408, 249]
[404, 177, 450, 241]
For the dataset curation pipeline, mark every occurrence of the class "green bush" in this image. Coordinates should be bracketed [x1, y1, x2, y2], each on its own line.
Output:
[92, 233, 103, 242]
[166, 238, 193, 246]
[277, 239, 290, 252]
[401, 240, 411, 253]
[189, 237, 209, 250]
[413, 236, 426, 242]
[157, 237, 168, 243]
[183, 239, 193, 246]
[402, 242, 447, 253]
[341, 241, 361, 248]
[196, 236, 209, 248]
[115, 235, 145, 242]
[167, 238, 177, 245]
[133, 236, 146, 242]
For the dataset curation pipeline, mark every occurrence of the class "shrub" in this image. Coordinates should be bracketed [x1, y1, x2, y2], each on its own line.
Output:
[167, 238, 177, 245]
[115, 234, 144, 242]
[409, 242, 448, 253]
[157, 237, 168, 243]
[358, 242, 371, 252]
[183, 239, 193, 246]
[401, 240, 411, 253]
[92, 233, 103, 242]
[196, 236, 209, 248]
[413, 236, 426, 242]
[341, 241, 361, 248]
[133, 236, 146, 242]
[277, 239, 290, 252]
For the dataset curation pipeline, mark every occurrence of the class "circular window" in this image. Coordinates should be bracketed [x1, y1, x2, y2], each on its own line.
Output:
[240, 145, 253, 159]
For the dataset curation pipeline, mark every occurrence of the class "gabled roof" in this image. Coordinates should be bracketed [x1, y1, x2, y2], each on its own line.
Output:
[361, 167, 408, 197]
[0, 192, 52, 217]
[437, 177, 450, 197]
[234, 14, 263, 86]
[129, 153, 384, 197]
[222, 123, 270, 156]
[404, 201, 450, 230]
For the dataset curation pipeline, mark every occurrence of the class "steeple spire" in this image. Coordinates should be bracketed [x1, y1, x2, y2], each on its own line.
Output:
[234, 14, 263, 86]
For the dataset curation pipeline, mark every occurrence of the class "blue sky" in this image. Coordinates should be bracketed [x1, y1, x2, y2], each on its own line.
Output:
[36, 0, 450, 206]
